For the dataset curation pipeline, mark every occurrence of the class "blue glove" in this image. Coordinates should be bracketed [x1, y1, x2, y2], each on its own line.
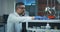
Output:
[34, 16, 49, 20]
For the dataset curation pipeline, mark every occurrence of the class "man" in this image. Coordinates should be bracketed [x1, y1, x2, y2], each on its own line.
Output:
[7, 2, 34, 32]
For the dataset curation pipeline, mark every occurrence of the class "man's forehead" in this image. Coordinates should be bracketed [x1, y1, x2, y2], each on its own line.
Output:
[19, 5, 25, 7]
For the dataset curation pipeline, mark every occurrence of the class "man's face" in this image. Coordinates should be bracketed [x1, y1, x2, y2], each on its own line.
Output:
[16, 5, 25, 15]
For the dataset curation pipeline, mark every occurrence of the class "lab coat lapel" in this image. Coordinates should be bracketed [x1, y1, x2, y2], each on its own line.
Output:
[14, 12, 22, 32]
[14, 12, 21, 17]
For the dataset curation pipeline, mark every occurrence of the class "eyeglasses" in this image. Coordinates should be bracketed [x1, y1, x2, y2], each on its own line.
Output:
[18, 7, 25, 9]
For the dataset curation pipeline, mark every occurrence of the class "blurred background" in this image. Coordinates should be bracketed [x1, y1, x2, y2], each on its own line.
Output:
[0, 0, 60, 32]
[0, 0, 60, 19]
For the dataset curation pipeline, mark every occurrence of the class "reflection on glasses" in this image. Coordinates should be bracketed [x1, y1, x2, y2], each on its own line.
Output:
[18, 7, 25, 9]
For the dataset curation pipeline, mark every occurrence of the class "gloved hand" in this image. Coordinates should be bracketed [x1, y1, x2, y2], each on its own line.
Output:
[34, 16, 49, 20]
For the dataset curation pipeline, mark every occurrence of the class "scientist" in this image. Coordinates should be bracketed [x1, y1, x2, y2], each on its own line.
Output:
[7, 2, 34, 32]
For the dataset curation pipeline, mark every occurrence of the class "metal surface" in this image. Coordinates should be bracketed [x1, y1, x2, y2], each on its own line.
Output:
[25, 20, 60, 32]
[25, 20, 60, 23]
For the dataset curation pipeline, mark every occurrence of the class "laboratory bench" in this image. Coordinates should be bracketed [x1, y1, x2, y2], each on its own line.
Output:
[24, 20, 60, 32]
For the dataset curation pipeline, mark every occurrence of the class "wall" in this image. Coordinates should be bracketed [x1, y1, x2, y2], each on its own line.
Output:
[0, 0, 16, 16]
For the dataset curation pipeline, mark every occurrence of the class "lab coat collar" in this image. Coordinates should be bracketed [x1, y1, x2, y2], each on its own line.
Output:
[14, 12, 22, 17]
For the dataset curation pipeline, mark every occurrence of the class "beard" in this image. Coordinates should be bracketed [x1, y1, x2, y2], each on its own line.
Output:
[19, 11, 25, 16]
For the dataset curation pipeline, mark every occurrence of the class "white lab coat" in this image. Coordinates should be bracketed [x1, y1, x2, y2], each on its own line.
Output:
[7, 12, 32, 32]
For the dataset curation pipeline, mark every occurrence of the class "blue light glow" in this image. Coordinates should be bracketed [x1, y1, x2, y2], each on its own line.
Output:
[17, 0, 35, 5]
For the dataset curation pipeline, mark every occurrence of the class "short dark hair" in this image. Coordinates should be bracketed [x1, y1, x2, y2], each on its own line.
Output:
[15, 2, 24, 9]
